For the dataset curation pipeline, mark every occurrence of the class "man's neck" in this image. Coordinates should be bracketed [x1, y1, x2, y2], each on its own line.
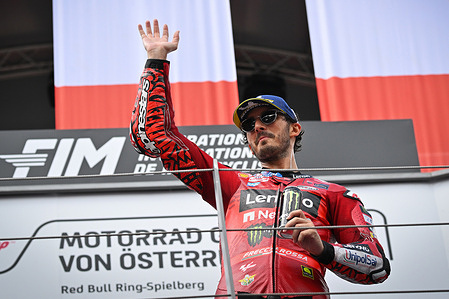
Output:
[260, 157, 298, 171]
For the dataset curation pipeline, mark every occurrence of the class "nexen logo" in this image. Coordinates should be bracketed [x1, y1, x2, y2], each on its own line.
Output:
[0, 137, 126, 178]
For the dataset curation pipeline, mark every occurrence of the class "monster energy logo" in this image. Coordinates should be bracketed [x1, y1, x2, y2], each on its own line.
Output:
[283, 187, 302, 213]
[282, 187, 321, 218]
[247, 223, 272, 247]
[278, 187, 303, 229]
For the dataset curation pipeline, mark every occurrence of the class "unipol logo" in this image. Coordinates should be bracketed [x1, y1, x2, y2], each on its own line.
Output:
[0, 137, 126, 178]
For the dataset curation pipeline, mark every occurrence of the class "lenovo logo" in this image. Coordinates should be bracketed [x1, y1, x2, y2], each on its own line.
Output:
[0, 137, 126, 178]
[239, 189, 278, 212]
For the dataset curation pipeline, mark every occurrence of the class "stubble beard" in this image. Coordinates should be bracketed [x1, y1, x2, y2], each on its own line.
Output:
[253, 129, 291, 163]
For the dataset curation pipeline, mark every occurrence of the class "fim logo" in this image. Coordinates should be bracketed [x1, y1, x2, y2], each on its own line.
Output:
[0, 137, 125, 178]
[247, 223, 272, 247]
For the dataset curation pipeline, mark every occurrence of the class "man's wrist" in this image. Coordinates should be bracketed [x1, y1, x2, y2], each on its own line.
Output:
[145, 59, 169, 69]
[146, 48, 168, 60]
[311, 241, 335, 265]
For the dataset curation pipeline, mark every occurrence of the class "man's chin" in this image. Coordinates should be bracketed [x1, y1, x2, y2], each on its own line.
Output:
[255, 146, 279, 162]
[258, 138, 272, 147]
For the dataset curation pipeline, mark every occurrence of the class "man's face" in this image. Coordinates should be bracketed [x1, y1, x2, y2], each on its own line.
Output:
[244, 107, 292, 163]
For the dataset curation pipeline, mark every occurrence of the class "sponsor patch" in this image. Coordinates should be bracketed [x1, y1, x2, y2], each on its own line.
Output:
[276, 247, 308, 263]
[335, 247, 382, 273]
[291, 174, 312, 179]
[239, 261, 256, 272]
[297, 186, 319, 191]
[247, 223, 272, 247]
[343, 243, 373, 254]
[280, 187, 303, 223]
[239, 274, 256, 286]
[313, 183, 329, 190]
[301, 193, 321, 218]
[260, 171, 283, 178]
[248, 176, 270, 183]
[138, 78, 160, 154]
[279, 187, 322, 219]
[301, 265, 314, 280]
[239, 189, 278, 212]
[359, 205, 377, 238]
[242, 246, 273, 260]
[343, 250, 378, 267]
[243, 210, 276, 223]
[363, 214, 374, 225]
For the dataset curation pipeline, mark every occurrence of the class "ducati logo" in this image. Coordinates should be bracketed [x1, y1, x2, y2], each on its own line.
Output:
[0, 137, 126, 178]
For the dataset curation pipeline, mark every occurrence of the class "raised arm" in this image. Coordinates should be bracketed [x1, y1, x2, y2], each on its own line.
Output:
[130, 19, 240, 209]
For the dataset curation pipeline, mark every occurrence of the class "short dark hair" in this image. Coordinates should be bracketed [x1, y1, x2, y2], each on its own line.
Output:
[240, 112, 305, 153]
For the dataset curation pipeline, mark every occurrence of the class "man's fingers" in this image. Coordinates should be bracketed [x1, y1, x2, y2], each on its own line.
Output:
[172, 30, 180, 44]
[162, 24, 169, 38]
[153, 19, 160, 37]
[291, 219, 313, 244]
[285, 210, 306, 228]
[138, 24, 146, 37]
[140, 19, 178, 45]
[288, 209, 306, 220]
[145, 20, 152, 36]
[291, 225, 301, 241]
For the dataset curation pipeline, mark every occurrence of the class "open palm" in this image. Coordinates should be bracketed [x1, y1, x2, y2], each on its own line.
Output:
[138, 19, 180, 59]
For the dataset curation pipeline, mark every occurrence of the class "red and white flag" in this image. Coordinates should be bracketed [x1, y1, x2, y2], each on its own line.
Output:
[306, 0, 449, 168]
[53, 0, 238, 129]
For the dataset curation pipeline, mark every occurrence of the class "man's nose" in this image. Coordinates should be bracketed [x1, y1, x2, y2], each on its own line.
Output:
[253, 118, 266, 131]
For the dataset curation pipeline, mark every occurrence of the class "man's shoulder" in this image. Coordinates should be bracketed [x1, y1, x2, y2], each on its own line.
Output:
[301, 176, 349, 193]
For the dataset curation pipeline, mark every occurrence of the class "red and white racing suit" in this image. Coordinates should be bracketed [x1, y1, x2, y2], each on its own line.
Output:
[130, 59, 391, 298]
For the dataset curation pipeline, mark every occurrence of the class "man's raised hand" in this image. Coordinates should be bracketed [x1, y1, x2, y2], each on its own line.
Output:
[138, 19, 180, 60]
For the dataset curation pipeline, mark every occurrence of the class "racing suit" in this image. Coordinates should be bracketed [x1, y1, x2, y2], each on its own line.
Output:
[130, 59, 391, 298]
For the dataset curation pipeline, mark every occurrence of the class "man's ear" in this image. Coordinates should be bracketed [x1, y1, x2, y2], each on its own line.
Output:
[290, 123, 301, 137]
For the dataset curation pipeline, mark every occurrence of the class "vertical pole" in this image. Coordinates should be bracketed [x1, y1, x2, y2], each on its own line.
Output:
[212, 159, 236, 299]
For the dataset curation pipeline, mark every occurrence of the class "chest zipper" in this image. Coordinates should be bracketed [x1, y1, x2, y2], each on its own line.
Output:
[271, 182, 284, 293]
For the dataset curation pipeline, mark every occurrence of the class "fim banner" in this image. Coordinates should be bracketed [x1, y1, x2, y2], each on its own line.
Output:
[0, 119, 420, 188]
[0, 126, 258, 183]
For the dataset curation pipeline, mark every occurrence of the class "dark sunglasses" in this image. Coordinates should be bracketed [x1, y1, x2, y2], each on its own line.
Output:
[241, 110, 283, 132]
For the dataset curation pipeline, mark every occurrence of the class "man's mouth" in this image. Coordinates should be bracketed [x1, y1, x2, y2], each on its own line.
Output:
[258, 136, 268, 143]
[256, 132, 274, 145]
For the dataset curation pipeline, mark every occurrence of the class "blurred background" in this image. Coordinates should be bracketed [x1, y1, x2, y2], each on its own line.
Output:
[0, 0, 320, 131]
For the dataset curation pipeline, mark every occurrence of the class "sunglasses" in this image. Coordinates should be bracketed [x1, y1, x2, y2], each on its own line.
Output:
[241, 110, 283, 132]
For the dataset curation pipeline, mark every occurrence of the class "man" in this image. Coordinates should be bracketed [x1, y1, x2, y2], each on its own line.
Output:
[130, 19, 390, 299]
